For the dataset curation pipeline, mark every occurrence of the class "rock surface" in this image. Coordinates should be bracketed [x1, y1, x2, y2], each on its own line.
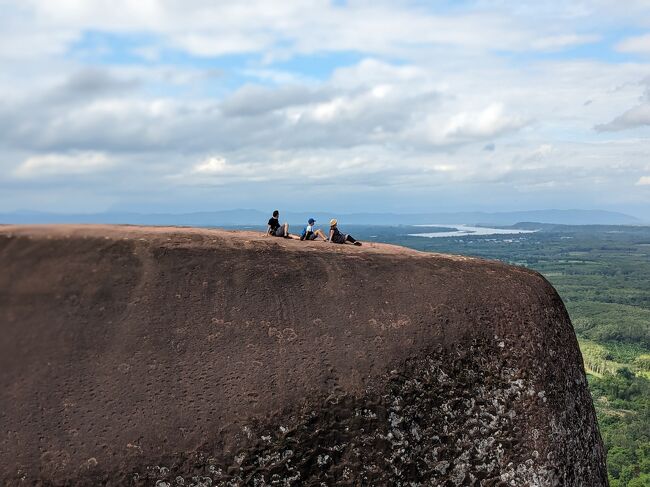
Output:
[0, 224, 607, 486]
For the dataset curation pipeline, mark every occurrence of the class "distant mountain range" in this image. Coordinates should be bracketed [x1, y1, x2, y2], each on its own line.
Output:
[0, 209, 644, 226]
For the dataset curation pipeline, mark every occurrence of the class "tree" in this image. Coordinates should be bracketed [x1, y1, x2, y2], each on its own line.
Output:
[627, 473, 650, 487]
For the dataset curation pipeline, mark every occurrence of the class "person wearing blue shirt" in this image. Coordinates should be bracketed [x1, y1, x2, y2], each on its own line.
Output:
[300, 218, 328, 241]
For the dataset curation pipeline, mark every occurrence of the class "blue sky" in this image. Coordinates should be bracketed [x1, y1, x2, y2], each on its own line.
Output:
[1, 0, 650, 218]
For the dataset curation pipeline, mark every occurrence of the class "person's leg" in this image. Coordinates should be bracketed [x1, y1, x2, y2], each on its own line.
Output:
[283, 222, 296, 238]
[283, 223, 300, 239]
[315, 229, 328, 241]
[346, 234, 362, 246]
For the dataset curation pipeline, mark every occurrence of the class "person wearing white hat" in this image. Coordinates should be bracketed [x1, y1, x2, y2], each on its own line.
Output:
[328, 218, 361, 246]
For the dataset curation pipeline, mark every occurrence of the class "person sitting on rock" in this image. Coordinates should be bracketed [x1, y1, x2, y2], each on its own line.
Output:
[328, 219, 361, 246]
[300, 218, 328, 242]
[267, 210, 291, 238]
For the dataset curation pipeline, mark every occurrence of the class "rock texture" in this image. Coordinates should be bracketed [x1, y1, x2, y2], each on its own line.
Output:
[0, 225, 607, 486]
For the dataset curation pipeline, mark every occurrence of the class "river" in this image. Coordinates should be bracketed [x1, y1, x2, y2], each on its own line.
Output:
[408, 224, 539, 238]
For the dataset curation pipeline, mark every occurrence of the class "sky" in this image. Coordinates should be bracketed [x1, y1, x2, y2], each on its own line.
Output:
[1, 0, 650, 217]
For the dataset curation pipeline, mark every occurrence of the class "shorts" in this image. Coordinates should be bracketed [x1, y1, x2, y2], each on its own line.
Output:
[332, 233, 346, 244]
[273, 226, 285, 237]
[305, 233, 317, 240]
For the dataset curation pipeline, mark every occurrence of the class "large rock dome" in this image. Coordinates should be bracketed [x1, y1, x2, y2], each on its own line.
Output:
[0, 225, 607, 486]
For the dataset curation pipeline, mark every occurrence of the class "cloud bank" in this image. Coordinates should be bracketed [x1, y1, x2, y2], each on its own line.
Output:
[0, 0, 649, 215]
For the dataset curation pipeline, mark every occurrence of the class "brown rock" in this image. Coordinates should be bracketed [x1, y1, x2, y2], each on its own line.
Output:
[0, 225, 607, 486]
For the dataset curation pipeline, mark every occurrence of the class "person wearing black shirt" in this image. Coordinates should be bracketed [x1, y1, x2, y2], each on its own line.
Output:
[267, 209, 291, 238]
[328, 218, 362, 246]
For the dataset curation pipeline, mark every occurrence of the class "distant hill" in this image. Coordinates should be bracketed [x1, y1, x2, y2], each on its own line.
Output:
[320, 209, 643, 226]
[0, 208, 642, 226]
[510, 221, 650, 232]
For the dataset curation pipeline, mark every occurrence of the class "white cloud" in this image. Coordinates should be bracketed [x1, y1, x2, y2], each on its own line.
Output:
[405, 103, 527, 147]
[192, 156, 228, 175]
[173, 149, 401, 186]
[616, 33, 650, 53]
[331, 59, 426, 88]
[13, 152, 112, 178]
[441, 103, 527, 140]
[0, 0, 592, 62]
[172, 33, 269, 57]
[1, 1, 650, 212]
[595, 102, 650, 131]
[189, 156, 262, 180]
[531, 34, 600, 51]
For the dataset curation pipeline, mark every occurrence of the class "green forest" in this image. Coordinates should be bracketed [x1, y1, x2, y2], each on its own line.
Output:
[347, 222, 650, 486]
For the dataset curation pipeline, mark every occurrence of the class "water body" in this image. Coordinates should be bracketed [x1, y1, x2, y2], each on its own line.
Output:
[408, 224, 539, 238]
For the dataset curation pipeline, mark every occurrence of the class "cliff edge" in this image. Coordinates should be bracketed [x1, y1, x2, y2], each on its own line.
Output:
[0, 225, 607, 486]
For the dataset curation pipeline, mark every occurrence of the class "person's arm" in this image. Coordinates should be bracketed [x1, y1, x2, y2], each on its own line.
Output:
[328, 228, 334, 242]
[266, 224, 272, 236]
